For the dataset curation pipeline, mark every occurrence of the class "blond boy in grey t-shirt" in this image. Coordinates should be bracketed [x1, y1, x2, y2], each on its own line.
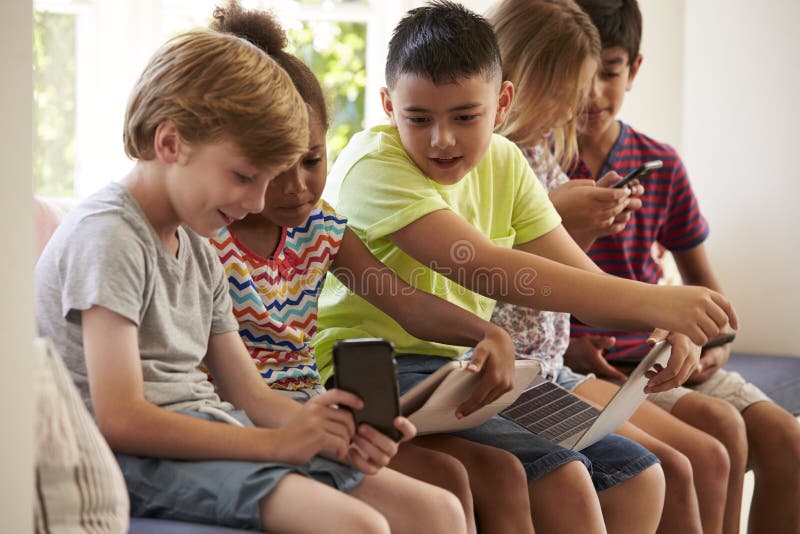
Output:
[34, 28, 464, 533]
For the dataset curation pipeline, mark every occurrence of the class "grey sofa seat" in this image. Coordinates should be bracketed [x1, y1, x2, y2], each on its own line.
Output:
[129, 518, 253, 533]
[727, 352, 800, 415]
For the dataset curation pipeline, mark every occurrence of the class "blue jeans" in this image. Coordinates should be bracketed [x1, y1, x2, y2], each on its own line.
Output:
[116, 409, 363, 529]
[396, 355, 659, 491]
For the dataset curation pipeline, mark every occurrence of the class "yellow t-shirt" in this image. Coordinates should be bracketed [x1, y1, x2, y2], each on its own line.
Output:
[315, 125, 560, 383]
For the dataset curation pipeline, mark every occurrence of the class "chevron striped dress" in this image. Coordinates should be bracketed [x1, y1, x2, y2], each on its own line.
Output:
[209, 200, 347, 390]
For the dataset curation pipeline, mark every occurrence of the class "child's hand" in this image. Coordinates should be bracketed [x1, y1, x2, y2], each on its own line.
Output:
[346, 417, 416, 474]
[457, 326, 516, 418]
[597, 172, 645, 233]
[550, 178, 632, 238]
[275, 389, 361, 465]
[685, 344, 731, 385]
[648, 285, 739, 346]
[643, 330, 700, 393]
[563, 335, 629, 382]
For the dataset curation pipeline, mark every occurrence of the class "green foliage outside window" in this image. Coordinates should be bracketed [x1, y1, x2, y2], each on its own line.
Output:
[33, 11, 76, 197]
[287, 20, 366, 165]
[31, 8, 365, 196]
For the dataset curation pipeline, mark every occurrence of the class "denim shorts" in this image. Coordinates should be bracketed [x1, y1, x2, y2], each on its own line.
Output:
[116, 408, 363, 530]
[396, 355, 659, 491]
[554, 365, 595, 391]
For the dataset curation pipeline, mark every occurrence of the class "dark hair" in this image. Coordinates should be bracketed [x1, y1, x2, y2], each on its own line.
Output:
[575, 0, 642, 63]
[210, 0, 329, 127]
[385, 0, 502, 89]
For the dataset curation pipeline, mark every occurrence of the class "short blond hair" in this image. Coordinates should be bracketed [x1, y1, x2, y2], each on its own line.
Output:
[490, 0, 600, 168]
[123, 28, 308, 169]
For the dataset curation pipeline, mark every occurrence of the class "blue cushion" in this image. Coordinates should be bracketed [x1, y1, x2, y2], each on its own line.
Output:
[726, 353, 800, 415]
[129, 518, 253, 533]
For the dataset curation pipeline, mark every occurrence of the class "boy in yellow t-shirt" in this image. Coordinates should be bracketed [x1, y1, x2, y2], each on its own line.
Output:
[317, 1, 738, 531]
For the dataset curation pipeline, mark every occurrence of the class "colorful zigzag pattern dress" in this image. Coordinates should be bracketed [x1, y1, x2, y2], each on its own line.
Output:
[209, 200, 347, 390]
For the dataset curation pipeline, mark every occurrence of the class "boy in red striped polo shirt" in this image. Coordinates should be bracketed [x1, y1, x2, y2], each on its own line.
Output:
[567, 1, 800, 532]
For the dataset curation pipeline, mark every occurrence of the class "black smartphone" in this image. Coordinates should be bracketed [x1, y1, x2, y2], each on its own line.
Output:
[333, 338, 402, 441]
[702, 332, 736, 351]
[610, 160, 663, 189]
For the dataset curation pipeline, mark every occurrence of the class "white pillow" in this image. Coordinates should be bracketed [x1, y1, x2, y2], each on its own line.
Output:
[33, 337, 129, 533]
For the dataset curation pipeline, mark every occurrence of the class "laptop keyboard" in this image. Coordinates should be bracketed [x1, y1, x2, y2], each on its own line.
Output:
[500, 379, 601, 443]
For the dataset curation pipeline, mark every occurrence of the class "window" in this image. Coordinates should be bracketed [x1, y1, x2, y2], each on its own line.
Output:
[32, 0, 408, 198]
[34, 9, 77, 197]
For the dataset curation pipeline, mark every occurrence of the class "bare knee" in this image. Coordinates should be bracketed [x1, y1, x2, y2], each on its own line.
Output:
[698, 400, 748, 467]
[532, 460, 597, 511]
[694, 433, 731, 484]
[658, 446, 695, 491]
[424, 485, 468, 533]
[749, 409, 800, 481]
[434, 451, 473, 503]
[629, 463, 666, 501]
[348, 508, 391, 534]
[474, 447, 527, 493]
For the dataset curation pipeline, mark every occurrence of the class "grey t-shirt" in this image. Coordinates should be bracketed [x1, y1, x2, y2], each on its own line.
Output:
[35, 182, 239, 414]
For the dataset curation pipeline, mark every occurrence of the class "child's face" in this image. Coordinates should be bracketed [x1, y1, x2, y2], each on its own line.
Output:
[381, 73, 513, 185]
[166, 137, 283, 237]
[257, 108, 327, 228]
[577, 47, 642, 140]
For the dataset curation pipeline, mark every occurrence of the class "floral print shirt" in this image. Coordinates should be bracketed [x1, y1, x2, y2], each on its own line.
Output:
[490, 145, 570, 381]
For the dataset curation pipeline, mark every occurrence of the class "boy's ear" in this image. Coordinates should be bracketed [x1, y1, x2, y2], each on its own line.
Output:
[626, 54, 644, 91]
[153, 122, 184, 164]
[380, 87, 398, 128]
[494, 80, 515, 127]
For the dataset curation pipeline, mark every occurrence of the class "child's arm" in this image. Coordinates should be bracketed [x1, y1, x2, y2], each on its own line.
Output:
[331, 228, 516, 417]
[549, 173, 644, 250]
[204, 326, 417, 473]
[515, 225, 705, 392]
[83, 305, 358, 465]
[388, 209, 737, 344]
[672, 243, 732, 385]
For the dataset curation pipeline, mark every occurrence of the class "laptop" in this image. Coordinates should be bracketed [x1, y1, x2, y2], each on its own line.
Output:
[500, 340, 671, 451]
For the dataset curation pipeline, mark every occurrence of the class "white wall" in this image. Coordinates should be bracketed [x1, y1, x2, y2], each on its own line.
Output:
[478, 0, 799, 355]
[0, 0, 35, 530]
[619, 0, 685, 153]
[681, 0, 800, 355]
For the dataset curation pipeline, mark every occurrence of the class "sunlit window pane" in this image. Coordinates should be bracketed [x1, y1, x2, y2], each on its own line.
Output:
[33, 11, 76, 197]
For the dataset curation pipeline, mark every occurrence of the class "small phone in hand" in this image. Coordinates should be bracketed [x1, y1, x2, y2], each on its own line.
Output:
[333, 338, 402, 441]
[702, 332, 736, 351]
[611, 160, 663, 189]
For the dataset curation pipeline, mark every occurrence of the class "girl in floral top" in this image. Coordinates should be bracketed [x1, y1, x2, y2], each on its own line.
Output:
[488, 1, 732, 532]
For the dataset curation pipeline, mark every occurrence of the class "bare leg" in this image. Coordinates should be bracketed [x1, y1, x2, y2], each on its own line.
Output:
[611, 422, 703, 534]
[575, 378, 728, 534]
[390, 440, 477, 534]
[670, 393, 747, 534]
[527, 460, 607, 534]
[741, 401, 800, 534]
[351, 467, 467, 534]
[413, 434, 533, 534]
[259, 473, 389, 534]
[597, 464, 665, 534]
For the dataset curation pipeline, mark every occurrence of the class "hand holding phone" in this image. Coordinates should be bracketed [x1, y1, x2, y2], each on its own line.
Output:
[702, 332, 736, 351]
[333, 338, 402, 441]
[611, 160, 663, 189]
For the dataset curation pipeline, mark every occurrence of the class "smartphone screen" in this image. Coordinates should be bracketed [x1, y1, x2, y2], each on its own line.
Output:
[333, 338, 402, 441]
[611, 159, 663, 189]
